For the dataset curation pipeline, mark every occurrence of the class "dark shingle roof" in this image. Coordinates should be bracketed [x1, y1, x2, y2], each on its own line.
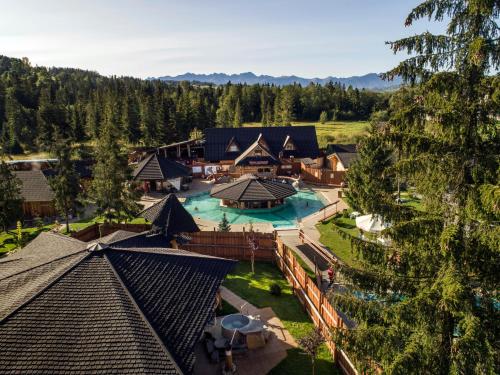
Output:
[133, 154, 191, 181]
[140, 194, 199, 235]
[204, 126, 320, 162]
[327, 144, 359, 169]
[0, 237, 236, 374]
[210, 175, 297, 201]
[14, 170, 54, 202]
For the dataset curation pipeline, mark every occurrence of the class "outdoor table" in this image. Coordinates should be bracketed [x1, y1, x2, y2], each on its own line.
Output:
[214, 338, 228, 349]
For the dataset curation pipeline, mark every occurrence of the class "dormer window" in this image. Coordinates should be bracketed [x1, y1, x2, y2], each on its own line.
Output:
[228, 143, 240, 152]
[254, 149, 263, 156]
[283, 135, 297, 151]
[226, 137, 240, 153]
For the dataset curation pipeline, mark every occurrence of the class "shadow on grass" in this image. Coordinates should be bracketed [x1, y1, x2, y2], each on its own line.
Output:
[224, 262, 311, 326]
[269, 347, 341, 375]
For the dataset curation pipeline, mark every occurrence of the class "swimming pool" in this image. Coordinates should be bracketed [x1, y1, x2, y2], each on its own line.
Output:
[183, 189, 326, 228]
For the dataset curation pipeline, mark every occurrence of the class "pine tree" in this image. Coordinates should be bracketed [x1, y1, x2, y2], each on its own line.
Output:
[233, 99, 242, 127]
[218, 213, 231, 232]
[335, 2, 499, 374]
[0, 161, 23, 232]
[90, 97, 141, 223]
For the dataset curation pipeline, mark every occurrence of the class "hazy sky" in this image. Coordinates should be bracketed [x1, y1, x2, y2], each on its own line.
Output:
[0, 0, 446, 78]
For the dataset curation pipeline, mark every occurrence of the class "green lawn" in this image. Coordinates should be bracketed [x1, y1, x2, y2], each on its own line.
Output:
[316, 215, 363, 267]
[63, 216, 148, 234]
[224, 262, 340, 375]
[0, 225, 54, 254]
[243, 120, 369, 148]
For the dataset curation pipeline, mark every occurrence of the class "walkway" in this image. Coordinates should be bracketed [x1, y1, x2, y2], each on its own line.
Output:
[194, 287, 297, 375]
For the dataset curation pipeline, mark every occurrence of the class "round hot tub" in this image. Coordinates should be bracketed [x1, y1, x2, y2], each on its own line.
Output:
[221, 314, 251, 342]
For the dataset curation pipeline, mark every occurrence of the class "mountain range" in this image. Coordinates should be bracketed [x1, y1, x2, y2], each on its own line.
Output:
[153, 72, 402, 90]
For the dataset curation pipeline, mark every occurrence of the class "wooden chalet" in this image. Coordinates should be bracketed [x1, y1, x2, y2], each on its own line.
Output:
[14, 170, 56, 218]
[301, 144, 358, 186]
[132, 153, 191, 192]
[202, 126, 321, 177]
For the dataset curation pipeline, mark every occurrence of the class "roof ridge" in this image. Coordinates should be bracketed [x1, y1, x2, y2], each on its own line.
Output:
[0, 251, 91, 323]
[0, 249, 89, 282]
[109, 246, 235, 261]
[133, 153, 155, 179]
[138, 194, 169, 217]
[102, 253, 184, 375]
[44, 231, 87, 244]
[238, 178, 254, 200]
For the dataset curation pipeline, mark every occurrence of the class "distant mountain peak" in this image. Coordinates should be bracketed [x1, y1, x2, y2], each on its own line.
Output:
[152, 72, 401, 90]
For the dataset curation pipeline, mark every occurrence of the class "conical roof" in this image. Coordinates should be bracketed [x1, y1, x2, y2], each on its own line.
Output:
[210, 175, 297, 201]
[140, 194, 199, 235]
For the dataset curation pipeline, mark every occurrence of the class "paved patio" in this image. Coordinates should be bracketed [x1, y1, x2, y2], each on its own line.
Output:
[193, 287, 297, 375]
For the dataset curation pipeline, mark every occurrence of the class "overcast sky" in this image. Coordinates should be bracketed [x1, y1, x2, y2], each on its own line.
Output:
[0, 0, 446, 78]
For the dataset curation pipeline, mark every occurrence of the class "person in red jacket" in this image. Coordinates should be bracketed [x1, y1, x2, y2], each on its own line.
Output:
[327, 266, 335, 285]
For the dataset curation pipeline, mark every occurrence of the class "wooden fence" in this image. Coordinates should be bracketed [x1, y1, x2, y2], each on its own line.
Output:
[275, 236, 358, 375]
[301, 166, 346, 186]
[71, 223, 151, 242]
[180, 231, 276, 261]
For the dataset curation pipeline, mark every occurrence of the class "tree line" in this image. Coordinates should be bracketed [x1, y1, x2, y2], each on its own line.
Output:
[0, 55, 389, 154]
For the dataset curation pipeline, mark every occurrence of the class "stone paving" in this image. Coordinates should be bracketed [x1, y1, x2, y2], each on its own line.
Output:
[193, 287, 297, 375]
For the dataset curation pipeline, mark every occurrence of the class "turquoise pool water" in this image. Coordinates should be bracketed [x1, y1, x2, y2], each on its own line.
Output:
[183, 189, 326, 228]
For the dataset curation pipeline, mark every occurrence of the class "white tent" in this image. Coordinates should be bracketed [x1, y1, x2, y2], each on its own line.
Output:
[355, 214, 390, 233]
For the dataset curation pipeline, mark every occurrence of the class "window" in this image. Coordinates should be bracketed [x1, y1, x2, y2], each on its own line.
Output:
[228, 144, 239, 152]
[254, 149, 263, 156]
[284, 142, 295, 150]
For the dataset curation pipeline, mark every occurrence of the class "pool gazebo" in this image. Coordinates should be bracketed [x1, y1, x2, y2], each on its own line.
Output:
[210, 175, 297, 209]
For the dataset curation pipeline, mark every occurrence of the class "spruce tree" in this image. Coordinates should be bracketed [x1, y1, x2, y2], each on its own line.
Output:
[335, 2, 499, 374]
[90, 97, 141, 223]
[218, 213, 231, 232]
[233, 99, 242, 127]
[0, 161, 23, 232]
[49, 129, 83, 234]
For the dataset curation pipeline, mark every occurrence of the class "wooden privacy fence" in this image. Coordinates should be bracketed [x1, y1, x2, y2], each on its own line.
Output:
[180, 231, 276, 261]
[301, 166, 346, 186]
[71, 223, 151, 242]
[275, 236, 358, 375]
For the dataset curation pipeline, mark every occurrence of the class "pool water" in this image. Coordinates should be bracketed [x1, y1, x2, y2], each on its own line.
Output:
[183, 189, 326, 228]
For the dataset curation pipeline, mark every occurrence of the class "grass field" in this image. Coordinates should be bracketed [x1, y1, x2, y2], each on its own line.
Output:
[224, 262, 340, 375]
[0, 225, 54, 254]
[243, 120, 369, 147]
[316, 215, 362, 267]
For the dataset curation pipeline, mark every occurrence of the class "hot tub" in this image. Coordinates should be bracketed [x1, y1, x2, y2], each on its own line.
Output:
[221, 314, 251, 342]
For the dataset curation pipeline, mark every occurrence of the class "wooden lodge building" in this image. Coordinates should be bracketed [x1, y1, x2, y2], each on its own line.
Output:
[132, 152, 192, 192]
[210, 174, 297, 209]
[13, 170, 56, 218]
[201, 126, 321, 177]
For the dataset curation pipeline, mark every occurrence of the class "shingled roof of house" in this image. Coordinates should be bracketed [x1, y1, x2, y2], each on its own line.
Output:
[204, 126, 320, 162]
[210, 175, 297, 202]
[133, 153, 191, 181]
[0, 232, 235, 374]
[139, 194, 199, 235]
[326, 144, 359, 169]
[13, 170, 55, 202]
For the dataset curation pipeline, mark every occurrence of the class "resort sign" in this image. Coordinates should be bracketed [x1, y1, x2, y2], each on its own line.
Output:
[249, 160, 269, 165]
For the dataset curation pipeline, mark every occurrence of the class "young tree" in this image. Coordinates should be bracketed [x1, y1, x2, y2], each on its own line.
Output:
[319, 110, 328, 124]
[218, 213, 231, 232]
[335, 2, 499, 374]
[233, 99, 242, 127]
[0, 161, 23, 232]
[49, 138, 83, 234]
[297, 328, 324, 375]
[90, 97, 142, 223]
